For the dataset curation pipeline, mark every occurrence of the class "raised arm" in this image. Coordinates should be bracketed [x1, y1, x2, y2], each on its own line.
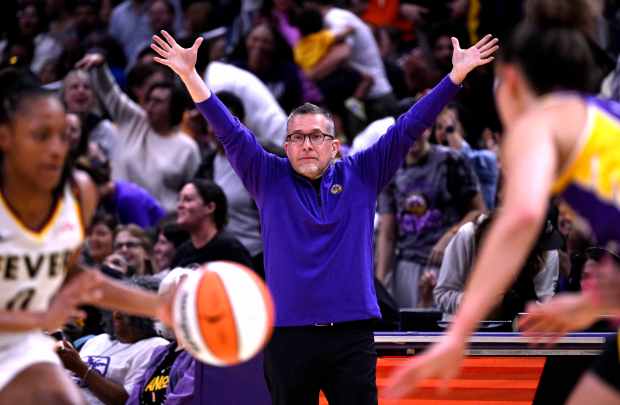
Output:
[76, 53, 144, 128]
[353, 35, 498, 192]
[151, 31, 275, 198]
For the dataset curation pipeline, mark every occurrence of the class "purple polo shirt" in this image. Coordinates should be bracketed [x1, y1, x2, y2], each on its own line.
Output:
[196, 75, 460, 326]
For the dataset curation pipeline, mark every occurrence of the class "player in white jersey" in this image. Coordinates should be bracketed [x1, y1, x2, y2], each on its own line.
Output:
[0, 68, 175, 404]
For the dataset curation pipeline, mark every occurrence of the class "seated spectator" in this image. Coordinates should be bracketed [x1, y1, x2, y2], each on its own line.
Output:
[61, 306, 105, 351]
[103, 253, 131, 278]
[114, 224, 157, 276]
[77, 52, 201, 212]
[170, 179, 253, 270]
[434, 104, 499, 209]
[56, 277, 169, 405]
[153, 221, 189, 273]
[82, 211, 118, 268]
[434, 209, 562, 320]
[77, 143, 166, 229]
[127, 268, 196, 404]
[62, 68, 120, 157]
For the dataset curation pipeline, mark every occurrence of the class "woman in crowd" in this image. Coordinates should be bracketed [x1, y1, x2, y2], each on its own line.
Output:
[114, 225, 156, 277]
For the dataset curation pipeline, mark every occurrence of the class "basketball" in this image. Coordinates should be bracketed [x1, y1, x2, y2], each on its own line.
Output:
[171, 261, 275, 366]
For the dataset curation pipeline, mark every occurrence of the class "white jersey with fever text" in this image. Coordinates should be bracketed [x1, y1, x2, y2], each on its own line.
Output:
[0, 184, 84, 344]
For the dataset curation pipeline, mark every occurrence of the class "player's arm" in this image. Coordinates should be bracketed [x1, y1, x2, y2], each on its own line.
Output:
[447, 113, 558, 339]
[386, 108, 562, 398]
[71, 172, 174, 326]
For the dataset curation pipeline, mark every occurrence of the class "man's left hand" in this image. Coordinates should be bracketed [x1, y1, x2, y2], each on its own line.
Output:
[449, 34, 499, 84]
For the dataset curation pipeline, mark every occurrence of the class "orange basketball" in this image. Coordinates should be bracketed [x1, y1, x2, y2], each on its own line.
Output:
[171, 261, 275, 366]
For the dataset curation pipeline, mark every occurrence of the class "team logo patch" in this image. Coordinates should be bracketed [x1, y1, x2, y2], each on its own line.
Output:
[330, 184, 343, 194]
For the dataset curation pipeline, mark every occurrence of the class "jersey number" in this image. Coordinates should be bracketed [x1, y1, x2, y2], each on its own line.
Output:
[6, 288, 36, 310]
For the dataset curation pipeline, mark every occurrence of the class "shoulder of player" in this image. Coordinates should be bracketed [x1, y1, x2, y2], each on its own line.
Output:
[70, 170, 98, 228]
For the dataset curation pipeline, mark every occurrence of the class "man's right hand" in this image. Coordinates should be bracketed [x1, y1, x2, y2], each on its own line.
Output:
[151, 30, 203, 81]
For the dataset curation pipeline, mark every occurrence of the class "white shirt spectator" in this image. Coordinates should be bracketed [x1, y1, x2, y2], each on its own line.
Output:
[324, 8, 392, 99]
[90, 64, 201, 212]
[434, 220, 559, 319]
[205, 61, 288, 145]
[78, 334, 168, 405]
[349, 116, 395, 155]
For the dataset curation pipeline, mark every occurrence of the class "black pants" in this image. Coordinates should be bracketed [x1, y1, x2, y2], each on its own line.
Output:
[264, 321, 377, 405]
[592, 334, 620, 391]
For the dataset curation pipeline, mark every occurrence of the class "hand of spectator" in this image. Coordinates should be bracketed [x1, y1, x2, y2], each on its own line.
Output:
[75, 53, 105, 70]
[384, 330, 466, 398]
[419, 270, 437, 308]
[42, 271, 104, 331]
[448, 34, 499, 84]
[517, 293, 600, 344]
[428, 232, 453, 266]
[56, 339, 88, 376]
[151, 30, 203, 81]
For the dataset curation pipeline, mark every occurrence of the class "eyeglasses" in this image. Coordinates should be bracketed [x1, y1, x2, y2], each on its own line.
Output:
[114, 241, 141, 250]
[286, 131, 335, 145]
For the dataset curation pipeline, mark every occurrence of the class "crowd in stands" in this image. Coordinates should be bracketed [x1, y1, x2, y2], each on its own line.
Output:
[3, 0, 620, 403]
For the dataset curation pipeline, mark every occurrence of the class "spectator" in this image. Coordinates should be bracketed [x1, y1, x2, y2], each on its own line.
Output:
[434, 210, 561, 320]
[82, 211, 118, 268]
[170, 179, 253, 269]
[62, 68, 119, 157]
[114, 224, 157, 276]
[258, 0, 301, 47]
[126, 269, 196, 404]
[308, 0, 398, 122]
[153, 221, 190, 273]
[107, 0, 161, 67]
[56, 277, 169, 405]
[183, 35, 289, 146]
[434, 104, 499, 209]
[77, 53, 201, 212]
[377, 127, 486, 309]
[77, 143, 166, 229]
[125, 61, 174, 106]
[0, 1, 63, 74]
[199, 91, 266, 278]
[231, 22, 303, 113]
[293, 7, 374, 122]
